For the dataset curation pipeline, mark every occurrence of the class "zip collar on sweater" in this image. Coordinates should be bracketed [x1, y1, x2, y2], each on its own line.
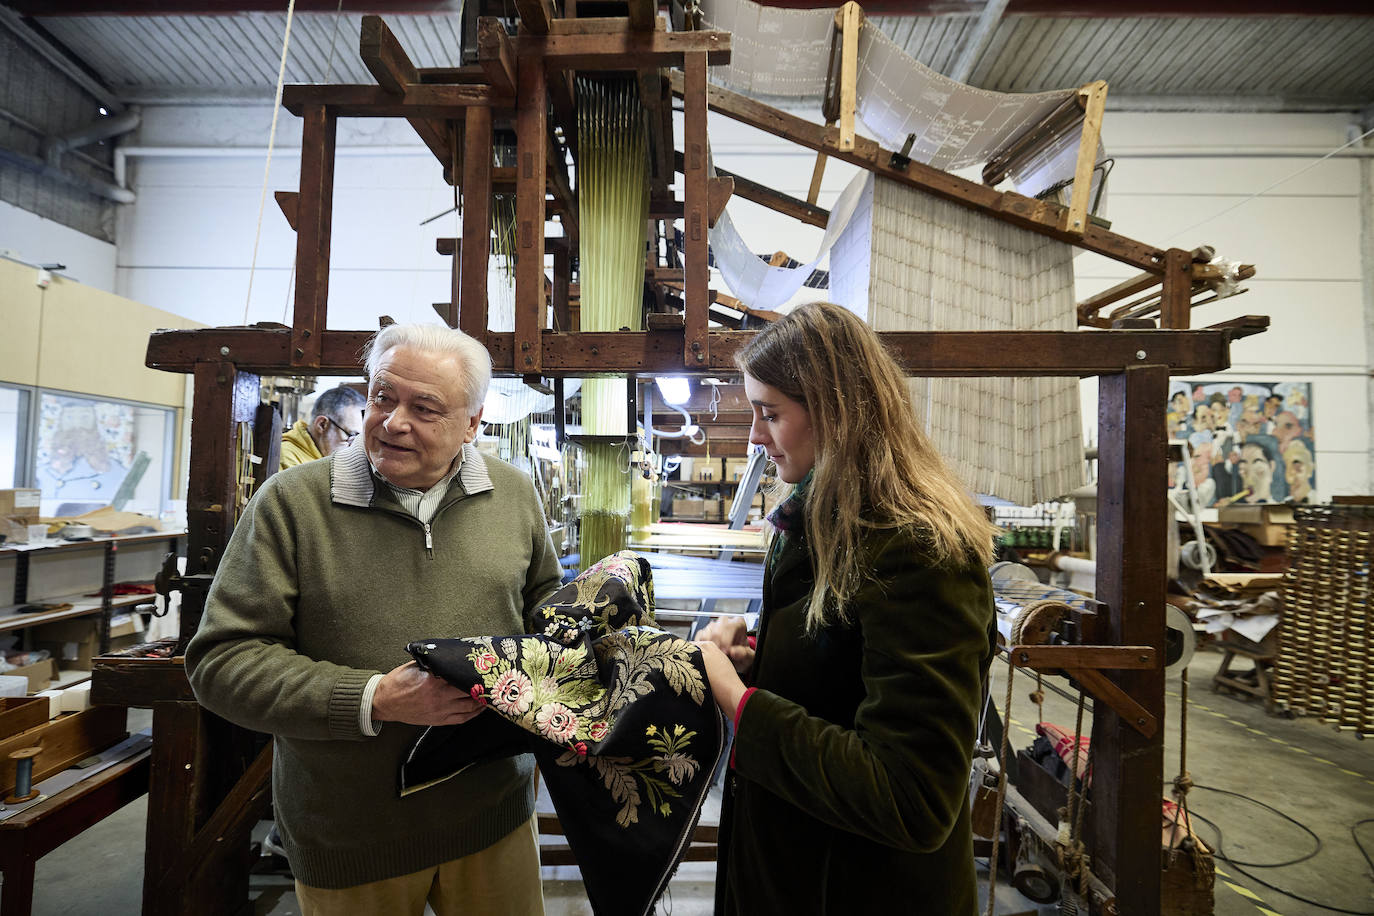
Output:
[329, 440, 494, 509]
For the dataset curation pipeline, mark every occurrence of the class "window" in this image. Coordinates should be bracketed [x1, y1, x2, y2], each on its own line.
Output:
[0, 385, 34, 490]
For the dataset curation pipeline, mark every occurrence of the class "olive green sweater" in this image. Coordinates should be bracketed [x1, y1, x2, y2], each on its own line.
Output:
[186, 441, 562, 889]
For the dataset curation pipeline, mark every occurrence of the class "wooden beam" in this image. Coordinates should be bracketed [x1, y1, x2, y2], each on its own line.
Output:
[515, 29, 730, 71]
[358, 15, 459, 181]
[515, 55, 547, 373]
[707, 176, 733, 229]
[835, 2, 861, 152]
[1077, 272, 1161, 326]
[806, 122, 834, 206]
[461, 104, 492, 341]
[1159, 247, 1193, 329]
[1061, 79, 1107, 236]
[674, 151, 830, 229]
[291, 105, 335, 368]
[514, 0, 558, 34]
[547, 132, 578, 242]
[668, 72, 1165, 273]
[1093, 364, 1168, 910]
[282, 84, 510, 118]
[627, 0, 657, 29]
[273, 190, 298, 231]
[359, 14, 417, 92]
[477, 17, 516, 96]
[683, 50, 709, 369]
[146, 326, 1253, 377]
[552, 243, 572, 332]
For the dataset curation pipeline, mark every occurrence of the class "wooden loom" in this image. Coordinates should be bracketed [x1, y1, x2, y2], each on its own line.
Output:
[92, 4, 1268, 913]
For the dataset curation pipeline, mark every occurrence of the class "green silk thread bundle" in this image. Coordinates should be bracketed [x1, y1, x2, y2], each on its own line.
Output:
[576, 76, 648, 571]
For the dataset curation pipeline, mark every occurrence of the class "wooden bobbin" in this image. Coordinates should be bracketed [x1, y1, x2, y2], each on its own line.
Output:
[6, 746, 42, 804]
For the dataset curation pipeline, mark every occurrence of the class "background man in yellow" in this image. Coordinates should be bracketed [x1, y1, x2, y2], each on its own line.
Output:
[280, 385, 366, 469]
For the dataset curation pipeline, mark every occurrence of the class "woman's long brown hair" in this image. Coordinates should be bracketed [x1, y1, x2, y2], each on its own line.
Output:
[736, 301, 997, 631]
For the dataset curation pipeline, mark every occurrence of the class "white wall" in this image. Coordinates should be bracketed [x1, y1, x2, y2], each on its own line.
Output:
[113, 102, 1371, 499]
[0, 200, 117, 291]
[1075, 112, 1368, 501]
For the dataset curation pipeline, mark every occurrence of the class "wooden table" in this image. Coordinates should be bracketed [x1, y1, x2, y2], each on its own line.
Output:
[0, 748, 151, 914]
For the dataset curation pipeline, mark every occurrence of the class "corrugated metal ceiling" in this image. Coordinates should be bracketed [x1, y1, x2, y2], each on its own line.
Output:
[24, 9, 1374, 109]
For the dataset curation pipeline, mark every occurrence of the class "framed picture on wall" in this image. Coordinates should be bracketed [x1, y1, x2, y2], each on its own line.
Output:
[32, 390, 176, 519]
[1168, 380, 1314, 507]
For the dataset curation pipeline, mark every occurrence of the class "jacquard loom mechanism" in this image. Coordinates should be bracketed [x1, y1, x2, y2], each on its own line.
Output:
[983, 563, 1197, 912]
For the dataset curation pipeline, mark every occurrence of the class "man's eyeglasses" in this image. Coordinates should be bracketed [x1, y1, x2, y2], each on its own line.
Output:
[325, 416, 360, 443]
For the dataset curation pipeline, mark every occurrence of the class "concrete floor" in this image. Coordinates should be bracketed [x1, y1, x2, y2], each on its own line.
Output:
[17, 646, 1374, 916]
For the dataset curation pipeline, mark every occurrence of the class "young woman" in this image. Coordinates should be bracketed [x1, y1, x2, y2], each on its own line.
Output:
[695, 301, 998, 915]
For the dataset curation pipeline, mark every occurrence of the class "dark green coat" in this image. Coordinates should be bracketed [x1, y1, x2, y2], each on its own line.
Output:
[716, 523, 996, 915]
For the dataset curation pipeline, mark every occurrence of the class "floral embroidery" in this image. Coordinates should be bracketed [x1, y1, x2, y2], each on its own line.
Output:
[491, 670, 534, 715]
[409, 551, 717, 828]
[536, 703, 579, 742]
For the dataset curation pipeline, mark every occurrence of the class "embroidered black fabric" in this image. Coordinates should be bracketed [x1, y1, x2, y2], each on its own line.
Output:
[403, 551, 727, 916]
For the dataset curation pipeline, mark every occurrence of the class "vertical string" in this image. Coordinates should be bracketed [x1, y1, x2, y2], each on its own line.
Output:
[245, 0, 299, 324]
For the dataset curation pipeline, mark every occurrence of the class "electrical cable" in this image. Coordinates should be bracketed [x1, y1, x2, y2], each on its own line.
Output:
[1187, 783, 1374, 915]
[1168, 125, 1374, 242]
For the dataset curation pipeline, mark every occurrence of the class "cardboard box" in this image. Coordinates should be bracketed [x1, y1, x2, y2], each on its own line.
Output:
[725, 458, 748, 481]
[108, 614, 144, 654]
[6, 658, 58, 694]
[1, 517, 49, 544]
[692, 463, 718, 482]
[1217, 505, 1294, 526]
[674, 497, 705, 519]
[1216, 505, 1293, 547]
[32, 618, 100, 671]
[0, 489, 40, 518]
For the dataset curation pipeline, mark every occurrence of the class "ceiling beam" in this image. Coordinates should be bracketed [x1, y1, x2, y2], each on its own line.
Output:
[0, 7, 124, 113]
[751, 0, 1372, 14]
[16, 0, 1366, 12]
[947, 0, 1008, 84]
[10, 1, 465, 12]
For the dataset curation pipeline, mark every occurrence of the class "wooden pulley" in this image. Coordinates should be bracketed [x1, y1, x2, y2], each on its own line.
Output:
[1010, 599, 1068, 647]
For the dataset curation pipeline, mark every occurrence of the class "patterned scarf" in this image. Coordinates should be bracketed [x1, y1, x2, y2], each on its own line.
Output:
[402, 551, 726, 916]
[765, 470, 810, 570]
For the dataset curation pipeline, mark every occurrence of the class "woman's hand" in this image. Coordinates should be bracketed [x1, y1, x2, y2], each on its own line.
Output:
[697, 615, 755, 676]
[694, 640, 748, 716]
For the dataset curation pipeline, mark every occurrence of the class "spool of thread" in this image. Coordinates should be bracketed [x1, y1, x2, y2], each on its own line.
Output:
[7, 747, 42, 803]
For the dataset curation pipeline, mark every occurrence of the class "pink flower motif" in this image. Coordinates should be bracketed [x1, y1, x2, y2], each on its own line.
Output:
[469, 683, 486, 703]
[491, 670, 534, 716]
[473, 651, 499, 673]
[535, 703, 579, 743]
[588, 721, 609, 742]
[575, 742, 588, 758]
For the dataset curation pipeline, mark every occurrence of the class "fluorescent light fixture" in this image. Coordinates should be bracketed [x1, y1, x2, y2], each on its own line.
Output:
[655, 376, 691, 405]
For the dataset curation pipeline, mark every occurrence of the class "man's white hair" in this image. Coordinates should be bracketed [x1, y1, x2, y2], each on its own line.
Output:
[362, 323, 492, 413]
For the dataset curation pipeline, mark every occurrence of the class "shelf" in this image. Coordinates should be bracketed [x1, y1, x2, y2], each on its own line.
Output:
[0, 531, 184, 556]
[666, 480, 741, 488]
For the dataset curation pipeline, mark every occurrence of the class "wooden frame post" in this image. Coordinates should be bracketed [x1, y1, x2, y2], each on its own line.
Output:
[835, 2, 861, 153]
[1061, 79, 1107, 237]
[683, 50, 709, 368]
[1093, 364, 1169, 914]
[516, 54, 546, 373]
[291, 105, 337, 369]
[461, 104, 493, 340]
[1160, 247, 1193, 329]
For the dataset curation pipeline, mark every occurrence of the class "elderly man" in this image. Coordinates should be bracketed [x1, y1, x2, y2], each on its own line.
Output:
[188, 323, 561, 915]
[280, 384, 367, 468]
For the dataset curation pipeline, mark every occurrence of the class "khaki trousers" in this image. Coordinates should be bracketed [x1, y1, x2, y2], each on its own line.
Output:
[295, 815, 544, 916]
